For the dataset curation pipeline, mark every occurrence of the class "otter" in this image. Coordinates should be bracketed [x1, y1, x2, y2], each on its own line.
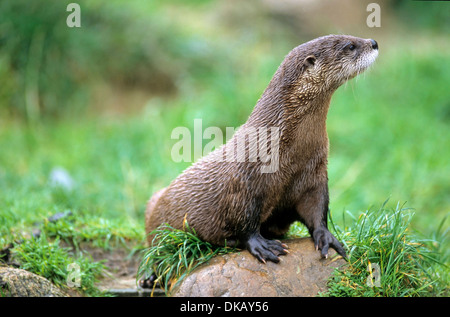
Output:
[145, 35, 378, 263]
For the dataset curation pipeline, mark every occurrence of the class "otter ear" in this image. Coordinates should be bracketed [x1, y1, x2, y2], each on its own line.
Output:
[304, 55, 316, 68]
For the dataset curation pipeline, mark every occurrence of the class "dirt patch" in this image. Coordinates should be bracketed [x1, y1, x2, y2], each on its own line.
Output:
[90, 247, 139, 289]
[73, 243, 164, 297]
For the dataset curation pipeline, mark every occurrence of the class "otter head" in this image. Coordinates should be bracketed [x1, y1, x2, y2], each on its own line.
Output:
[282, 35, 378, 95]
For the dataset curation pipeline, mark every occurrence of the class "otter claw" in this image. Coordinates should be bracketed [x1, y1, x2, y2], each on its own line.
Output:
[313, 227, 346, 259]
[245, 233, 288, 264]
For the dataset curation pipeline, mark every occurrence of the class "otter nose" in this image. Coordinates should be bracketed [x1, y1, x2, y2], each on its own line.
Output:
[370, 39, 378, 50]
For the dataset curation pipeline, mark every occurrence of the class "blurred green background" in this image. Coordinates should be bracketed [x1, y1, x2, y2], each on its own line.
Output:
[0, 0, 449, 247]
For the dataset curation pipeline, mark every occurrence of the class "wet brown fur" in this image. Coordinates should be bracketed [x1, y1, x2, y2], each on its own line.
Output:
[145, 35, 378, 262]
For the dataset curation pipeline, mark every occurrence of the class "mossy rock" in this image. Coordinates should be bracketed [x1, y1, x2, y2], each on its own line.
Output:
[0, 266, 68, 297]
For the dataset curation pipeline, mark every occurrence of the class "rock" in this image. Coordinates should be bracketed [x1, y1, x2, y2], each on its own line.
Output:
[49, 167, 75, 191]
[171, 238, 345, 297]
[0, 266, 69, 297]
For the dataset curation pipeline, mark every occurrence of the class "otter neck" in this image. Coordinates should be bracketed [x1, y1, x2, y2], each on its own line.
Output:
[247, 82, 334, 147]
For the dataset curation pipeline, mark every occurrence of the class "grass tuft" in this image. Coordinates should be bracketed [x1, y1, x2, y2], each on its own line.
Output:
[323, 202, 449, 297]
[137, 221, 236, 295]
[12, 233, 106, 296]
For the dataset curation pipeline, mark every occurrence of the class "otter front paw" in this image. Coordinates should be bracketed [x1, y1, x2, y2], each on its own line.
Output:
[245, 233, 289, 264]
[312, 227, 346, 259]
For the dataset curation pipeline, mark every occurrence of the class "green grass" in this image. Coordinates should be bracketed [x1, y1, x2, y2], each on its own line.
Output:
[137, 221, 236, 295]
[12, 233, 106, 296]
[324, 202, 448, 296]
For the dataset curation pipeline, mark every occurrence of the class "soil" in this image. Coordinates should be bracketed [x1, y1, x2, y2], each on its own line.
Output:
[79, 243, 164, 297]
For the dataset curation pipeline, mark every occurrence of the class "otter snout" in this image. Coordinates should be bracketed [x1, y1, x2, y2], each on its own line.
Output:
[370, 39, 378, 50]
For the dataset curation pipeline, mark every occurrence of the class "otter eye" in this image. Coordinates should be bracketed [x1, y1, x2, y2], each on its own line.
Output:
[347, 44, 356, 51]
